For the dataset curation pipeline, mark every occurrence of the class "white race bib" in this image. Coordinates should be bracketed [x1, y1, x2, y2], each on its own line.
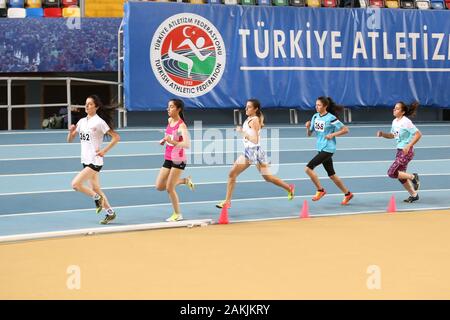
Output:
[314, 120, 325, 132]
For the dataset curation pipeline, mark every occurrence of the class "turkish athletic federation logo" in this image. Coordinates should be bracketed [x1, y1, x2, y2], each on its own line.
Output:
[150, 13, 226, 98]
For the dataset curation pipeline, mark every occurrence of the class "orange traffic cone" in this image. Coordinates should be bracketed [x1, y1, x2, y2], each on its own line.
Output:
[300, 200, 309, 219]
[387, 195, 397, 213]
[218, 203, 230, 224]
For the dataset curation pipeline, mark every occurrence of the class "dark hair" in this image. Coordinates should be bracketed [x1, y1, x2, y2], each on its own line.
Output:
[397, 101, 419, 118]
[170, 98, 185, 122]
[247, 98, 265, 128]
[87, 94, 116, 130]
[317, 96, 344, 120]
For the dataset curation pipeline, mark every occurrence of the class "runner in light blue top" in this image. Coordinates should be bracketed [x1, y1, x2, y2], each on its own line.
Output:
[305, 97, 353, 205]
[309, 112, 344, 154]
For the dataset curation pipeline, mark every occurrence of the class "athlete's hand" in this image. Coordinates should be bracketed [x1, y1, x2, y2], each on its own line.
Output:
[164, 135, 176, 145]
[96, 149, 105, 157]
[305, 121, 311, 129]
[325, 134, 334, 140]
[376, 131, 383, 137]
[235, 126, 243, 132]
[69, 124, 76, 132]
[402, 144, 411, 155]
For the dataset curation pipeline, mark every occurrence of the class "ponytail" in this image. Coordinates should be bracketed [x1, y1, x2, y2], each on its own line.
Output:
[88, 94, 115, 130]
[247, 98, 265, 128]
[317, 96, 344, 120]
[398, 101, 420, 118]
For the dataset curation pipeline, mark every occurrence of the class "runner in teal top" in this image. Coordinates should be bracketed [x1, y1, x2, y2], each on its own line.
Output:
[305, 97, 354, 205]
[309, 112, 344, 154]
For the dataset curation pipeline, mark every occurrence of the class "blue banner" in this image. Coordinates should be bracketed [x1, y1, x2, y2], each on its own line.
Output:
[124, 3, 450, 110]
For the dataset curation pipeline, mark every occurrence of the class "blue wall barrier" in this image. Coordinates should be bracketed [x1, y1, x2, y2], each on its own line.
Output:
[124, 2, 450, 110]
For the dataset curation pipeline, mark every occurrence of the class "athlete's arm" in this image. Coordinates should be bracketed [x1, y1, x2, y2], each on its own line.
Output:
[97, 130, 120, 157]
[166, 123, 190, 149]
[246, 118, 260, 144]
[377, 131, 394, 139]
[326, 125, 349, 140]
[67, 124, 77, 143]
[305, 121, 313, 137]
[403, 130, 422, 154]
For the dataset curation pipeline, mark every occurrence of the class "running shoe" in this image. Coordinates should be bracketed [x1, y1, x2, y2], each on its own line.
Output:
[165, 212, 183, 222]
[341, 192, 354, 205]
[404, 194, 419, 203]
[312, 189, 326, 201]
[216, 200, 231, 209]
[185, 176, 195, 191]
[412, 173, 420, 191]
[287, 184, 295, 200]
[100, 212, 116, 225]
[94, 195, 104, 214]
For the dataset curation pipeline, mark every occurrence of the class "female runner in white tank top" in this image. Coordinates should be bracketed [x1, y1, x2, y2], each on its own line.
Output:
[67, 95, 120, 225]
[216, 99, 295, 209]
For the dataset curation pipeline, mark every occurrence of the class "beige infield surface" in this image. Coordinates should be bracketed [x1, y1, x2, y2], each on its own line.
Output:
[1, 210, 450, 299]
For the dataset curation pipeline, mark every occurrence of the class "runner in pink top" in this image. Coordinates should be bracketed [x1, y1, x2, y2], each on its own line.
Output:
[164, 118, 186, 164]
[155, 99, 195, 222]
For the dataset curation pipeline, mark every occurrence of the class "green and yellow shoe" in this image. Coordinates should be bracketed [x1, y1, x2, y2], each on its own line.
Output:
[287, 184, 295, 201]
[94, 195, 104, 214]
[216, 200, 230, 209]
[100, 212, 116, 225]
[165, 212, 183, 222]
[185, 176, 195, 191]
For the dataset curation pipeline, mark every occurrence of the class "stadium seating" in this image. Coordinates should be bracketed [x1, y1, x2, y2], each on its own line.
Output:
[385, 0, 399, 7]
[369, 0, 384, 7]
[400, 0, 415, 7]
[323, 0, 339, 6]
[43, 7, 61, 16]
[61, 0, 78, 7]
[26, 0, 42, 8]
[26, 7, 43, 17]
[273, 0, 289, 5]
[223, 0, 239, 3]
[307, 0, 321, 7]
[43, 0, 59, 7]
[0, 0, 5, 17]
[62, 5, 79, 16]
[7, 7, 26, 17]
[258, 0, 272, 4]
[241, 0, 256, 4]
[430, 0, 444, 8]
[415, 0, 431, 8]
[289, 0, 306, 5]
[0, 0, 6, 14]
[85, 0, 126, 17]
[8, 0, 25, 8]
[358, 0, 368, 6]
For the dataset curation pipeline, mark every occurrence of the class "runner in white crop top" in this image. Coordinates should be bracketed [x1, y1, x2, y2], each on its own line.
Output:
[216, 99, 296, 211]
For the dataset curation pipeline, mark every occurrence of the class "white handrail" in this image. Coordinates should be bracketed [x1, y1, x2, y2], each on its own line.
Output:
[0, 76, 125, 131]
